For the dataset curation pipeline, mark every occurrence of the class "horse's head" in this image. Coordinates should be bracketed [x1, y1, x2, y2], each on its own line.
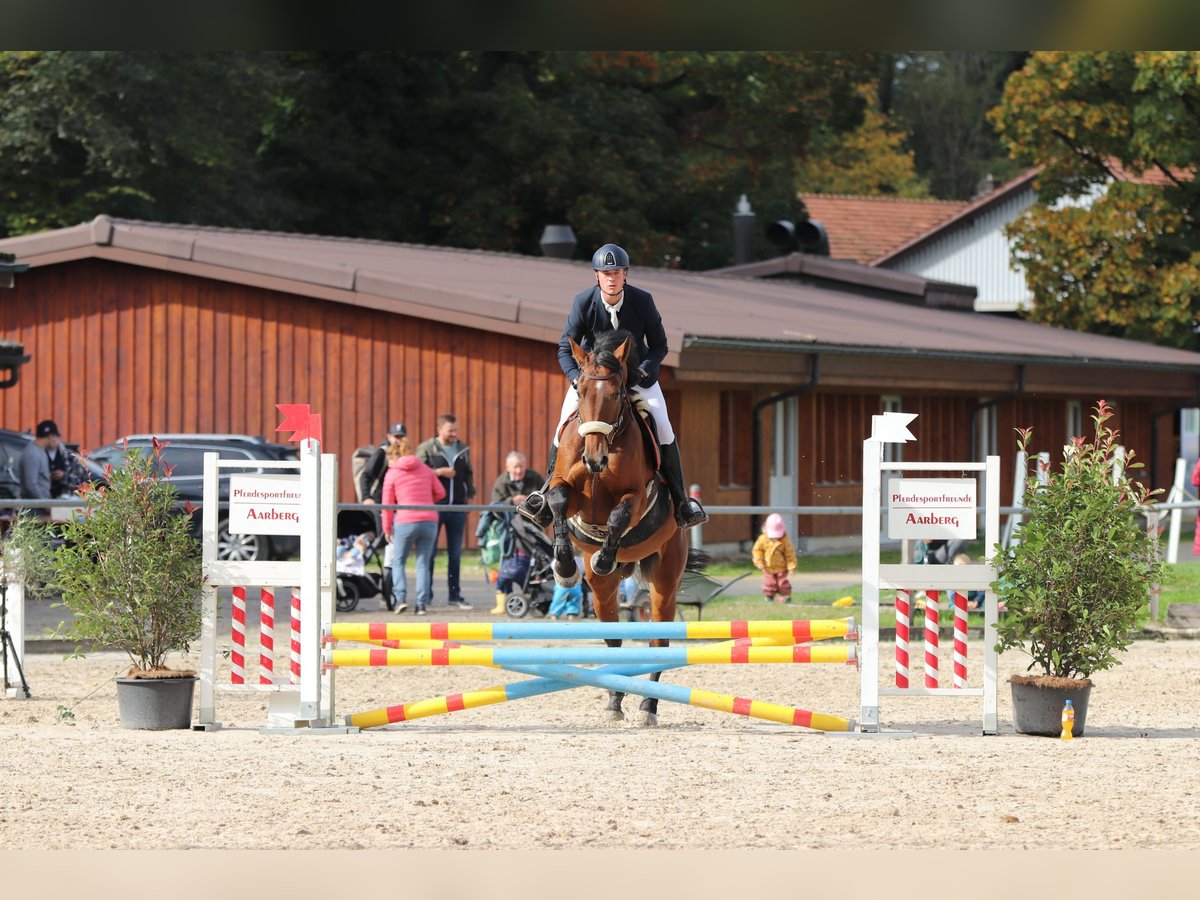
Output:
[570, 330, 637, 474]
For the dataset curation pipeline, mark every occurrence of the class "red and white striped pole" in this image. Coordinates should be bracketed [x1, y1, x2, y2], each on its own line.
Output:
[259, 588, 275, 685]
[952, 590, 968, 689]
[231, 587, 246, 684]
[924, 590, 940, 688]
[894, 590, 910, 688]
[290, 588, 302, 684]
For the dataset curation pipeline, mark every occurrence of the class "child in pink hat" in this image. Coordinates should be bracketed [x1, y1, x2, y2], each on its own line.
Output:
[752, 513, 798, 603]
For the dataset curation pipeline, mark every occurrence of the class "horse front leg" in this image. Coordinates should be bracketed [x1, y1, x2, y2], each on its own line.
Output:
[590, 496, 633, 577]
[585, 560, 625, 722]
[546, 484, 579, 587]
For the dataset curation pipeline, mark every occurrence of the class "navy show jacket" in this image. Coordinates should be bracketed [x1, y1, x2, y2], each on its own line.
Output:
[556, 283, 669, 386]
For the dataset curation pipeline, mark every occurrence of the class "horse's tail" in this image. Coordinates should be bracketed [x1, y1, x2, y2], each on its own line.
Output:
[685, 546, 710, 574]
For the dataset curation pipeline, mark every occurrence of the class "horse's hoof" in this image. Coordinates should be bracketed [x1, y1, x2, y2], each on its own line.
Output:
[604, 709, 624, 722]
[590, 551, 615, 576]
[638, 711, 658, 728]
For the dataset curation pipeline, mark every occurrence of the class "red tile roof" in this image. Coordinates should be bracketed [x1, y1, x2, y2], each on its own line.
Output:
[798, 194, 965, 264]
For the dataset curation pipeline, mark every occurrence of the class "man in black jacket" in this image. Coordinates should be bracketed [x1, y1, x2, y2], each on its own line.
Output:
[517, 243, 707, 529]
[417, 413, 476, 609]
[358, 422, 407, 504]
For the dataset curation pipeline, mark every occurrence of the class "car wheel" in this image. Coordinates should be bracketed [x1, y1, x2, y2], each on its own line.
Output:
[217, 518, 264, 562]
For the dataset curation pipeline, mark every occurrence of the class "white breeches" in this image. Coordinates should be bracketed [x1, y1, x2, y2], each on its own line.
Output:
[555, 380, 674, 446]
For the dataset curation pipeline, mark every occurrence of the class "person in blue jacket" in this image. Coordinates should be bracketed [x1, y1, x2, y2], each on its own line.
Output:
[518, 243, 707, 529]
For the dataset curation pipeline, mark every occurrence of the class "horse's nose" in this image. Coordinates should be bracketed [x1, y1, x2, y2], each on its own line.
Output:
[585, 455, 608, 474]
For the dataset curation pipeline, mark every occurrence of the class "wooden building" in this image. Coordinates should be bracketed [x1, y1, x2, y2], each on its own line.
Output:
[4, 216, 1199, 551]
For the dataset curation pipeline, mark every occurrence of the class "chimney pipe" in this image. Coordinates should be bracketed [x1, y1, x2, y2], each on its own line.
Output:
[732, 195, 756, 265]
[539, 224, 577, 259]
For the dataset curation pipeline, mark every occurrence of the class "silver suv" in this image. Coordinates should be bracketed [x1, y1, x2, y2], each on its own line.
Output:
[89, 434, 301, 562]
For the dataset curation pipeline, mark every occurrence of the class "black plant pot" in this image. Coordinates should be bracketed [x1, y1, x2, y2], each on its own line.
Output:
[1010, 678, 1092, 737]
[115, 676, 197, 730]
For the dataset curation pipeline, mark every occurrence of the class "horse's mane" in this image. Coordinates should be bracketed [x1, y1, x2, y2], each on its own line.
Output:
[590, 329, 640, 387]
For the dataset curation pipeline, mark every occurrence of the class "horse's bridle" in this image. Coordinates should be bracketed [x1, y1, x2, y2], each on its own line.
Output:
[576, 368, 628, 445]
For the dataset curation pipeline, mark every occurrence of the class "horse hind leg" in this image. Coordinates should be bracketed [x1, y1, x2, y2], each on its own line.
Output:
[638, 644, 664, 727]
[604, 638, 625, 721]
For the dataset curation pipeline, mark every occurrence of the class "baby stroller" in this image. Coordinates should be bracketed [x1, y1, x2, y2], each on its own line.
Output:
[499, 515, 592, 619]
[335, 509, 390, 612]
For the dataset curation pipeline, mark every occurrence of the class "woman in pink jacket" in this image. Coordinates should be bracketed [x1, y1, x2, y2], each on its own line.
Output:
[381, 437, 445, 615]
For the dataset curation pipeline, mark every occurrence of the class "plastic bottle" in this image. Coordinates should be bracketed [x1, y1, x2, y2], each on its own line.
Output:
[1060, 698, 1075, 740]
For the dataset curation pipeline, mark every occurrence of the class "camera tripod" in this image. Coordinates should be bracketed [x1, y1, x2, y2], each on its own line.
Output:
[1, 581, 31, 699]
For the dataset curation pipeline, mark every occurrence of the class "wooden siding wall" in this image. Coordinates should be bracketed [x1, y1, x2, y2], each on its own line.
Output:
[0, 260, 568, 508]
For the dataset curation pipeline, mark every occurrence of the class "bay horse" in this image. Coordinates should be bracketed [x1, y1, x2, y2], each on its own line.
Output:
[544, 329, 704, 725]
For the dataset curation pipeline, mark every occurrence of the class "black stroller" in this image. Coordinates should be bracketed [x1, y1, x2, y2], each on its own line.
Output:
[497, 515, 592, 619]
[335, 509, 390, 612]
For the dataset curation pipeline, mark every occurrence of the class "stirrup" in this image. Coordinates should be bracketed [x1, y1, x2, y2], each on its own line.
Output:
[517, 491, 553, 527]
[677, 498, 708, 528]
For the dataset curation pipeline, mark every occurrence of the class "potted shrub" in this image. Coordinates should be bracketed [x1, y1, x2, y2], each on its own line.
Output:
[993, 400, 1162, 736]
[54, 438, 203, 729]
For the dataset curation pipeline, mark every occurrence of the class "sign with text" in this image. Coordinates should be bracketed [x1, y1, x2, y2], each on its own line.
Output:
[228, 474, 303, 535]
[887, 478, 976, 540]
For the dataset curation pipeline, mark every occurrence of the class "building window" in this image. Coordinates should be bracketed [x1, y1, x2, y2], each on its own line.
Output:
[882, 395, 903, 463]
[719, 390, 753, 487]
[1066, 400, 1083, 441]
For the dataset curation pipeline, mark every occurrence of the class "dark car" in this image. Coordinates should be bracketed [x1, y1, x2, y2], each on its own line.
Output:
[89, 434, 301, 562]
[0, 427, 107, 501]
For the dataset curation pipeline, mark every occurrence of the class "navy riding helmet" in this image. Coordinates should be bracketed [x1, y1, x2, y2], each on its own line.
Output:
[591, 243, 630, 271]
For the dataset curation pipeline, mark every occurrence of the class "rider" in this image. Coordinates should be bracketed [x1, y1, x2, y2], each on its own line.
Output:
[517, 243, 708, 530]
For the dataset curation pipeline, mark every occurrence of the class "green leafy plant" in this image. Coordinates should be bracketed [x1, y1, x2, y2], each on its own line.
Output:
[993, 400, 1162, 679]
[1, 512, 59, 597]
[53, 439, 202, 674]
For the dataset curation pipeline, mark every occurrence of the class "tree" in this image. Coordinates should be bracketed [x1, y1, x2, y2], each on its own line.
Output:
[794, 85, 930, 197]
[886, 52, 1027, 200]
[0, 51, 284, 236]
[991, 51, 1200, 349]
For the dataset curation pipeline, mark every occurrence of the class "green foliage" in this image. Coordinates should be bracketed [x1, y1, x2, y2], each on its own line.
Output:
[1, 514, 59, 597]
[993, 401, 1162, 679]
[53, 440, 202, 673]
[991, 51, 1200, 349]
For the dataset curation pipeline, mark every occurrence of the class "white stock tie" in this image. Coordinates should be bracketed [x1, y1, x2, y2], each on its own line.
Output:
[606, 298, 623, 330]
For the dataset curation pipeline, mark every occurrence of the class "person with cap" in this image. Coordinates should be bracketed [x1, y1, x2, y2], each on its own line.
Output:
[516, 243, 707, 530]
[751, 513, 798, 604]
[358, 422, 407, 505]
[19, 419, 63, 507]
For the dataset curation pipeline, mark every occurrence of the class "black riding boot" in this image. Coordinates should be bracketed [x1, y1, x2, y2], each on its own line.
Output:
[660, 441, 708, 528]
[517, 443, 558, 528]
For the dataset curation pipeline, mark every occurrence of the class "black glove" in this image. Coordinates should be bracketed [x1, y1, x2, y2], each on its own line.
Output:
[636, 362, 658, 388]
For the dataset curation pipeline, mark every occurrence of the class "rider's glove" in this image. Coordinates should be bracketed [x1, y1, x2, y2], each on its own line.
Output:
[636, 362, 657, 388]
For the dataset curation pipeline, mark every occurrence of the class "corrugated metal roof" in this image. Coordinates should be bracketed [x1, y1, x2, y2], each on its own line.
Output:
[3, 215, 1200, 373]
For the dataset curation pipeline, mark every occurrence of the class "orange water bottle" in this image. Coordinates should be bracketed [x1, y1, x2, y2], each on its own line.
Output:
[1060, 699, 1075, 740]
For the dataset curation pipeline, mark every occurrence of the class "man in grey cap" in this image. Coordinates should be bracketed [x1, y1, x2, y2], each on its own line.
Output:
[359, 422, 407, 505]
[19, 419, 63, 507]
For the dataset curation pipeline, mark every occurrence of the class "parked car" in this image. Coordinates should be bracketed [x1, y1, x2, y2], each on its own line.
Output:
[88, 434, 301, 562]
[0, 427, 107, 501]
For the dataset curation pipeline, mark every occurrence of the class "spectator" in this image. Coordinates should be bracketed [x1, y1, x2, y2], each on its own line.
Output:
[952, 552, 988, 611]
[381, 437, 445, 616]
[358, 422, 407, 504]
[19, 420, 62, 511]
[549, 580, 583, 621]
[417, 413, 475, 610]
[751, 513, 798, 604]
[491, 451, 543, 508]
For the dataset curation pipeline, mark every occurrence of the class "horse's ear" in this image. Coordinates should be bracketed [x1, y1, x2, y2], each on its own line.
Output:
[570, 338, 588, 368]
[614, 336, 632, 366]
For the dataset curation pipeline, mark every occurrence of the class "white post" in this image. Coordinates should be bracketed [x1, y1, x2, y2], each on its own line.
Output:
[1001, 449, 1027, 549]
[3, 579, 25, 699]
[197, 451, 220, 726]
[298, 438, 323, 723]
[319, 452, 338, 721]
[859, 436, 882, 732]
[982, 454, 1000, 735]
[1166, 458, 1185, 565]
